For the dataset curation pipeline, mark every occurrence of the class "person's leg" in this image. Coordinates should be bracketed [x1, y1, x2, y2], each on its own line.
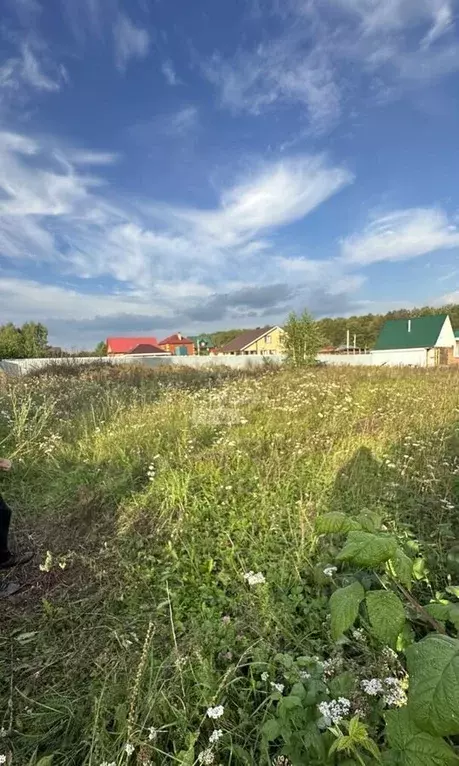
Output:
[0, 493, 12, 564]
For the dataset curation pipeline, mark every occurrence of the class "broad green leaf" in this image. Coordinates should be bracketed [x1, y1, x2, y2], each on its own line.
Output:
[330, 581, 365, 640]
[406, 635, 459, 736]
[36, 759, 54, 766]
[424, 603, 450, 622]
[389, 548, 413, 590]
[386, 708, 459, 765]
[446, 585, 459, 598]
[366, 590, 405, 648]
[262, 717, 281, 741]
[315, 512, 360, 535]
[337, 532, 397, 569]
[355, 510, 382, 533]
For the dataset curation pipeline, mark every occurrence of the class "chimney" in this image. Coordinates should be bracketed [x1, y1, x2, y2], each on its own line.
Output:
[408, 319, 411, 333]
[177, 332, 182, 340]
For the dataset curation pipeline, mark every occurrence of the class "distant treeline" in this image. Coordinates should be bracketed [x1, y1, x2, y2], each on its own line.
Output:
[3, 304, 459, 360]
[209, 304, 459, 350]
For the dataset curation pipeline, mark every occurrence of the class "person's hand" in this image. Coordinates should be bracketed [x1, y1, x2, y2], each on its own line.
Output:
[0, 458, 12, 471]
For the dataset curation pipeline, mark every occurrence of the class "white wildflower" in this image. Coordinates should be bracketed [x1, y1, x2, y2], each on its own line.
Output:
[323, 566, 337, 577]
[361, 678, 384, 696]
[148, 726, 158, 741]
[383, 677, 407, 707]
[382, 646, 398, 662]
[317, 697, 351, 725]
[261, 671, 269, 681]
[244, 571, 266, 586]
[270, 682, 285, 694]
[39, 550, 53, 572]
[299, 671, 311, 680]
[209, 729, 223, 744]
[207, 705, 224, 719]
[322, 657, 342, 678]
[221, 615, 231, 625]
[352, 629, 365, 641]
[125, 743, 135, 756]
[198, 748, 215, 764]
[0, 758, 6, 765]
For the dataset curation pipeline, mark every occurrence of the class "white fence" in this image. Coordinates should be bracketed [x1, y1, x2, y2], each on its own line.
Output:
[0, 354, 285, 376]
[0, 349, 435, 376]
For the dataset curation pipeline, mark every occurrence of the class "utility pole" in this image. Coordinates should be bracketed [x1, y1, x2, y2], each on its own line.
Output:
[346, 329, 350, 355]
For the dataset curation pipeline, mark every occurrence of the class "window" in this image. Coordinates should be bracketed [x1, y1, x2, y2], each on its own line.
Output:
[265, 335, 272, 344]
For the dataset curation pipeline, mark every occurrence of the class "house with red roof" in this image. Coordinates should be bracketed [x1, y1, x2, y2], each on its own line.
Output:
[106, 337, 168, 356]
[158, 332, 195, 356]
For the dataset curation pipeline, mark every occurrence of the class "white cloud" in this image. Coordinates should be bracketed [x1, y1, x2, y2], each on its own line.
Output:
[205, 39, 340, 133]
[341, 208, 459, 265]
[0, 43, 64, 102]
[67, 150, 120, 165]
[170, 154, 353, 249]
[205, 0, 458, 130]
[113, 13, 150, 71]
[161, 60, 181, 86]
[0, 130, 357, 344]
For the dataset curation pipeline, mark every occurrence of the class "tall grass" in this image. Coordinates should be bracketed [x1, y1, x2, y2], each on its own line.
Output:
[1, 364, 459, 765]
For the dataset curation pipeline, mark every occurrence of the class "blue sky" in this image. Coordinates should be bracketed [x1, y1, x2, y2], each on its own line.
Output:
[1, 0, 459, 348]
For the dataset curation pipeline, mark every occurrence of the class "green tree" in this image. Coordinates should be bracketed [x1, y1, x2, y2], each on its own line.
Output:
[94, 340, 108, 356]
[0, 323, 24, 359]
[20, 322, 48, 358]
[283, 310, 323, 366]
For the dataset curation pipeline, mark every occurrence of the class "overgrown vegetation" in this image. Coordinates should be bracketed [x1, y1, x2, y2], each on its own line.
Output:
[1, 363, 459, 765]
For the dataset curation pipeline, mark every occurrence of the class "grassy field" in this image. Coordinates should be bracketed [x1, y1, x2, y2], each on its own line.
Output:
[1, 363, 459, 766]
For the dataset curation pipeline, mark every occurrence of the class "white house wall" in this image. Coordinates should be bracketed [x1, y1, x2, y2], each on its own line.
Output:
[435, 316, 456, 347]
[370, 348, 428, 366]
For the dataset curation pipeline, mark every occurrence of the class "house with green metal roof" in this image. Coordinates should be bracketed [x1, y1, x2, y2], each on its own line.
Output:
[373, 314, 456, 366]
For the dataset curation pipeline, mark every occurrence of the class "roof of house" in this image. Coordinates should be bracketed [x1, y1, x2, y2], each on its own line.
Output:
[129, 343, 169, 355]
[189, 334, 214, 346]
[159, 333, 194, 345]
[374, 314, 448, 351]
[220, 325, 279, 353]
[107, 336, 157, 353]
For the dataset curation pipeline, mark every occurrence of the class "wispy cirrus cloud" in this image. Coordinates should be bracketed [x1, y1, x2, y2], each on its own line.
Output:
[205, 0, 458, 132]
[0, 129, 358, 344]
[0, 42, 66, 104]
[161, 59, 181, 86]
[113, 12, 150, 71]
[341, 208, 459, 265]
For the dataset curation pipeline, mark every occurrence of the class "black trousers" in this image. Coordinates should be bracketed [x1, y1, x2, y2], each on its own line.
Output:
[0, 494, 12, 564]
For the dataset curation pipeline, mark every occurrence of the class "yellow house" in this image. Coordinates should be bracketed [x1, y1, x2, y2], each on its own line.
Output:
[218, 325, 284, 355]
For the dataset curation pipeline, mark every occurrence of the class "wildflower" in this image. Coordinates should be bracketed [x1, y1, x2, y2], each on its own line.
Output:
[352, 629, 365, 641]
[39, 550, 53, 572]
[299, 671, 311, 680]
[323, 566, 337, 577]
[261, 671, 269, 681]
[0, 757, 6, 765]
[244, 571, 266, 586]
[207, 705, 224, 719]
[361, 678, 384, 696]
[209, 729, 223, 744]
[101, 762, 116, 766]
[125, 743, 135, 756]
[271, 682, 285, 694]
[197, 748, 215, 764]
[382, 646, 398, 662]
[383, 677, 407, 707]
[148, 726, 158, 741]
[221, 615, 231, 625]
[317, 697, 351, 725]
[322, 657, 343, 678]
[272, 757, 292, 766]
